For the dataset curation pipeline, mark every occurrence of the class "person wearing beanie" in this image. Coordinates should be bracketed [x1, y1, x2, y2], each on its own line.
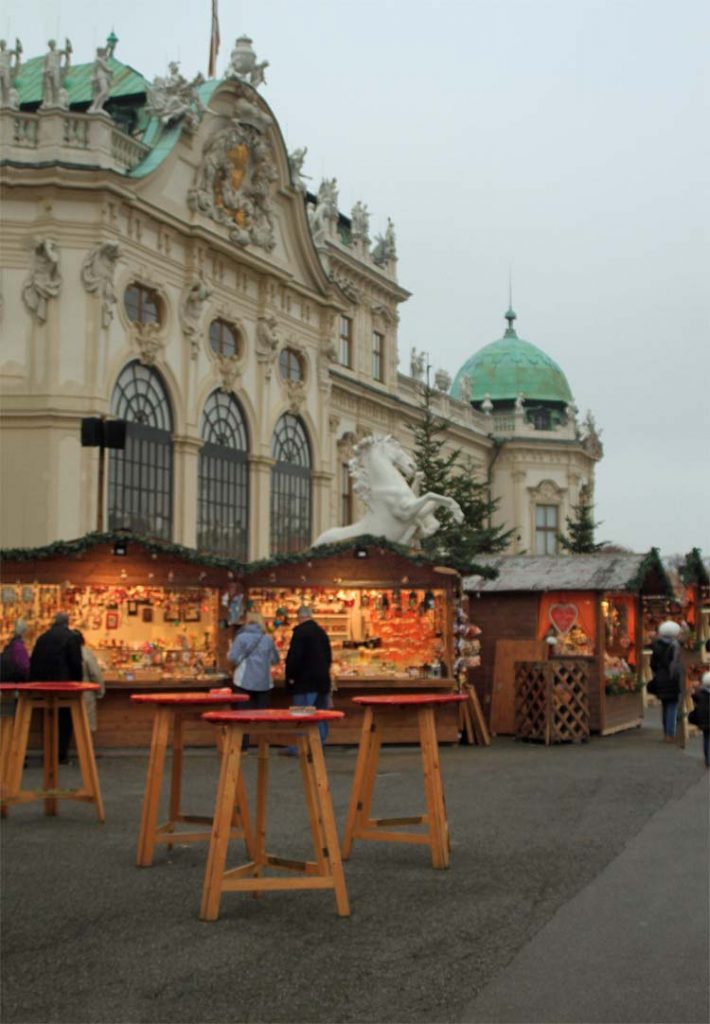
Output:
[0, 620, 31, 684]
[649, 620, 684, 742]
[29, 612, 82, 763]
[688, 671, 710, 767]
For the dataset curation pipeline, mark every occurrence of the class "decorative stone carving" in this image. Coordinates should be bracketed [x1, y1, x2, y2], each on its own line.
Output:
[372, 218, 396, 266]
[179, 274, 212, 357]
[515, 392, 525, 412]
[480, 391, 493, 414]
[307, 178, 339, 247]
[87, 47, 113, 113]
[255, 315, 279, 378]
[225, 36, 269, 88]
[331, 268, 360, 304]
[286, 378, 307, 414]
[40, 39, 71, 110]
[80, 241, 120, 327]
[188, 97, 277, 251]
[288, 147, 310, 192]
[312, 435, 463, 548]
[350, 201, 370, 245]
[371, 303, 396, 326]
[434, 368, 451, 392]
[134, 323, 164, 367]
[0, 38, 22, 110]
[22, 239, 61, 322]
[216, 354, 242, 393]
[410, 348, 425, 381]
[147, 61, 205, 130]
[581, 410, 604, 460]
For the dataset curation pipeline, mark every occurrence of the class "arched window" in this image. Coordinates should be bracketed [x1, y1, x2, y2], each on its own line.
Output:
[198, 391, 249, 558]
[124, 284, 162, 326]
[279, 347, 304, 382]
[270, 414, 312, 554]
[209, 319, 241, 358]
[108, 361, 173, 540]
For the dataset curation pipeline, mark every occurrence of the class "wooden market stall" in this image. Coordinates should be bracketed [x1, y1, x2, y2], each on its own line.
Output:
[1, 533, 491, 747]
[462, 550, 673, 737]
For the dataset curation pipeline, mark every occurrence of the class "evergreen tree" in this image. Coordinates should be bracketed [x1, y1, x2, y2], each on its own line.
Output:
[410, 377, 514, 563]
[558, 490, 604, 553]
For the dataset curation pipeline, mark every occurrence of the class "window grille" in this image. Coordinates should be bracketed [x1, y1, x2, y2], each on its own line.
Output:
[198, 391, 249, 558]
[535, 504, 559, 555]
[372, 331, 384, 381]
[339, 316, 352, 368]
[270, 414, 312, 554]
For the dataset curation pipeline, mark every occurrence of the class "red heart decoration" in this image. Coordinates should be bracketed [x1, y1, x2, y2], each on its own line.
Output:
[549, 603, 578, 635]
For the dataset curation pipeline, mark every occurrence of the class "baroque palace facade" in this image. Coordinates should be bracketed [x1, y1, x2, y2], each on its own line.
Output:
[0, 35, 602, 560]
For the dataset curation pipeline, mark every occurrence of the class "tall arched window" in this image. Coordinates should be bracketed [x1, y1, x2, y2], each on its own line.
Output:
[270, 414, 312, 554]
[198, 391, 249, 558]
[108, 361, 173, 540]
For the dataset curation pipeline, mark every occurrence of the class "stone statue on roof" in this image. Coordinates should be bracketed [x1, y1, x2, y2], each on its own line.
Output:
[307, 178, 339, 247]
[225, 36, 269, 88]
[288, 147, 310, 192]
[40, 38, 72, 110]
[0, 38, 22, 110]
[350, 201, 370, 244]
[372, 218, 397, 266]
[147, 61, 206, 131]
[88, 46, 112, 113]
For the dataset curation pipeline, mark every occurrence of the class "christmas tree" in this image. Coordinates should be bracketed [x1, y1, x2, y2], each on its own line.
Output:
[558, 488, 604, 553]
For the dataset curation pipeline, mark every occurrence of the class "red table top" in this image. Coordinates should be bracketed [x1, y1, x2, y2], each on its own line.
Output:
[0, 682, 100, 693]
[203, 709, 345, 725]
[352, 693, 467, 707]
[130, 691, 248, 706]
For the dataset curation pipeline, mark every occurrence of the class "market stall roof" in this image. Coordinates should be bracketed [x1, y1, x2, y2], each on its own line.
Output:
[680, 548, 710, 588]
[462, 550, 672, 596]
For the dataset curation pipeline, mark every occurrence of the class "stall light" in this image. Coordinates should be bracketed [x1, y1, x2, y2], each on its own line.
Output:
[113, 539, 128, 556]
[354, 545, 369, 559]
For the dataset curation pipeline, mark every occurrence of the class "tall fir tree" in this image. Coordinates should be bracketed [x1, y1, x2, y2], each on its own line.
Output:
[410, 377, 514, 563]
[558, 490, 604, 553]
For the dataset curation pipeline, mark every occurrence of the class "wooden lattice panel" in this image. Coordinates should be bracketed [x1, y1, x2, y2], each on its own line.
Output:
[550, 662, 590, 743]
[515, 662, 549, 743]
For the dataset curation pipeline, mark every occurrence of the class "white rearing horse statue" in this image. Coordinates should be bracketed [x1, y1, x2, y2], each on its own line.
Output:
[312, 435, 463, 548]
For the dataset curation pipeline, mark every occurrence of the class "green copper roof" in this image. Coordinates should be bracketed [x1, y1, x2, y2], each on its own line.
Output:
[14, 54, 149, 106]
[450, 309, 573, 405]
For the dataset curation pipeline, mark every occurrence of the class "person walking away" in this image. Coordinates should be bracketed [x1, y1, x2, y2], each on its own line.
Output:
[228, 611, 279, 750]
[74, 631, 105, 733]
[649, 620, 684, 742]
[285, 606, 332, 750]
[688, 671, 710, 768]
[29, 612, 83, 764]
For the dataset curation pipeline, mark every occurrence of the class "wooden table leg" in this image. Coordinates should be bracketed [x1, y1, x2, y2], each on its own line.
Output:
[0, 715, 15, 816]
[136, 707, 171, 867]
[342, 707, 378, 858]
[200, 724, 244, 921]
[419, 707, 449, 869]
[253, 736, 270, 878]
[307, 725, 350, 917]
[299, 733, 328, 875]
[43, 697, 59, 816]
[70, 695, 105, 823]
[166, 711, 185, 849]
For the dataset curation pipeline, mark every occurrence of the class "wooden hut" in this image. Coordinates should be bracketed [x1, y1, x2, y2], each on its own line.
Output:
[462, 550, 673, 737]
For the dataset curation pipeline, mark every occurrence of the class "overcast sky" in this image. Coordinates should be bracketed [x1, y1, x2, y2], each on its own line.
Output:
[10, 0, 710, 556]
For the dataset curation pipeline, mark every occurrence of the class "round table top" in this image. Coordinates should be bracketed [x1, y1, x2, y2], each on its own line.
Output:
[130, 691, 248, 706]
[203, 708, 345, 725]
[0, 682, 101, 693]
[352, 693, 467, 707]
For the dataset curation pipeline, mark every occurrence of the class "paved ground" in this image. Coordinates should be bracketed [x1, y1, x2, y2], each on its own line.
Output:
[1, 717, 708, 1024]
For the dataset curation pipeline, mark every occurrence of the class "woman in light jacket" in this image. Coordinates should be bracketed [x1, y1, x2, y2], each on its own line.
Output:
[228, 611, 279, 749]
[74, 630, 105, 733]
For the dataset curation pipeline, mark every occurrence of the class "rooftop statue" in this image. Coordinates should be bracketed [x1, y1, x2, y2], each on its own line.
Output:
[434, 368, 452, 392]
[225, 36, 269, 88]
[312, 435, 463, 548]
[372, 217, 397, 266]
[87, 46, 113, 113]
[147, 61, 206, 131]
[0, 38, 22, 110]
[350, 201, 370, 243]
[40, 38, 72, 110]
[410, 347, 425, 381]
[288, 146, 310, 192]
[307, 177, 339, 247]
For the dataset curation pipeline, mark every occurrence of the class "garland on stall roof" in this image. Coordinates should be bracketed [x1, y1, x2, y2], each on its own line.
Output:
[0, 531, 499, 580]
[625, 547, 674, 596]
[680, 548, 710, 588]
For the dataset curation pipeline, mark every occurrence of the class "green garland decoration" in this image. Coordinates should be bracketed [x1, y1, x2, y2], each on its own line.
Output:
[624, 547, 674, 596]
[604, 676, 643, 697]
[679, 548, 710, 588]
[0, 531, 498, 581]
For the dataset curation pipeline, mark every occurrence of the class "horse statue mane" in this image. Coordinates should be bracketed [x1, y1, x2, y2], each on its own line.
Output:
[312, 434, 463, 549]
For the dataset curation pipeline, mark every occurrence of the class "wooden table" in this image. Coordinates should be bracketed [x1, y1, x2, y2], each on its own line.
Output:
[0, 682, 104, 822]
[131, 691, 251, 867]
[199, 708, 350, 921]
[342, 693, 467, 869]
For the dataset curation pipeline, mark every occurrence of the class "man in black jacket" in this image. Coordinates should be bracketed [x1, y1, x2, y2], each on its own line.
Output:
[285, 606, 332, 746]
[30, 612, 83, 763]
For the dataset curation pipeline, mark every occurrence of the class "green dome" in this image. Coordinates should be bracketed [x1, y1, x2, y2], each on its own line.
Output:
[450, 309, 573, 406]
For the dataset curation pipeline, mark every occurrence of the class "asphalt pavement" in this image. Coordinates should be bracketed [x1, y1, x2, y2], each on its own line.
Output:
[1, 716, 708, 1024]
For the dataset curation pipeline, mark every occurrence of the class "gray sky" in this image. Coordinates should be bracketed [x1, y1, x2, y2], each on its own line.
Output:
[11, 0, 710, 556]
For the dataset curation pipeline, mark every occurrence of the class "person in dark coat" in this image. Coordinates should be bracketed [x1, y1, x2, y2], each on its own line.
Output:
[688, 671, 710, 768]
[649, 620, 684, 742]
[285, 606, 332, 746]
[30, 612, 83, 763]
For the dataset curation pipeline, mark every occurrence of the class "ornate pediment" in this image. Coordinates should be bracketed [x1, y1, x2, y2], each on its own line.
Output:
[188, 90, 277, 252]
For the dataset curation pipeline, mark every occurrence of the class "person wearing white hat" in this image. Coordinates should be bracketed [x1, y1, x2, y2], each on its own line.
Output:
[688, 671, 710, 767]
[649, 620, 684, 742]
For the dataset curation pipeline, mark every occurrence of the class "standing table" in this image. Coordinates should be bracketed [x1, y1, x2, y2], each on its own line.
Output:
[0, 682, 104, 821]
[342, 693, 467, 869]
[200, 708, 349, 921]
[131, 691, 251, 867]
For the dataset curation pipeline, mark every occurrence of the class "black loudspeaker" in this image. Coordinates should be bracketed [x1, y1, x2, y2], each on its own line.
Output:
[80, 417, 103, 447]
[103, 420, 127, 450]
